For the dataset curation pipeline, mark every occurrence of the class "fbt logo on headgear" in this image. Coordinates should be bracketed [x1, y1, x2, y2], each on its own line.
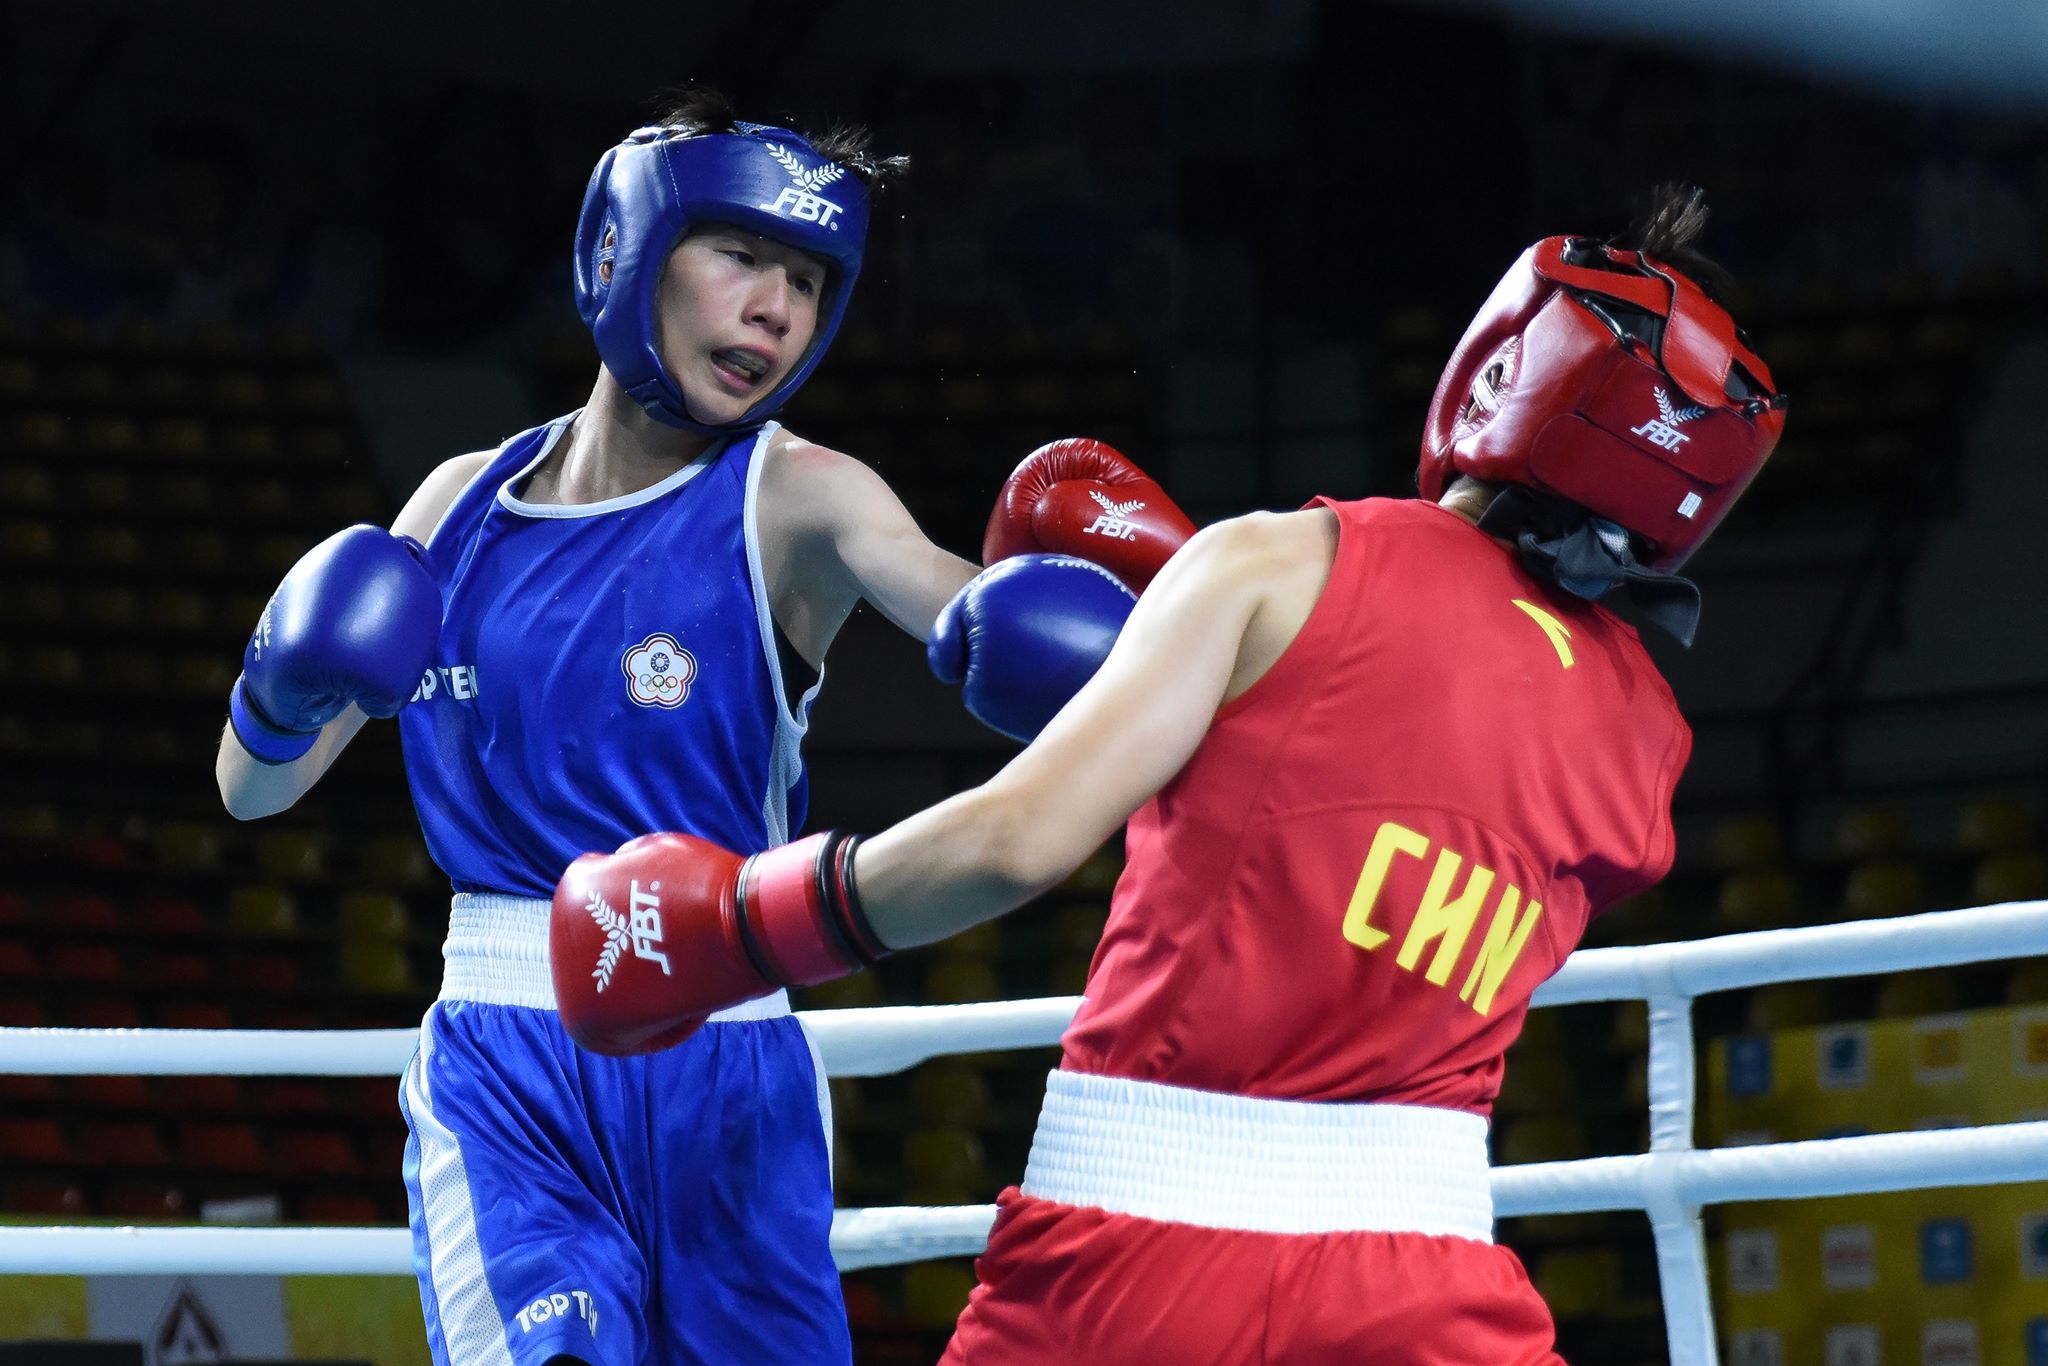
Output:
[1631, 386, 1707, 454]
[622, 632, 697, 709]
[759, 143, 849, 230]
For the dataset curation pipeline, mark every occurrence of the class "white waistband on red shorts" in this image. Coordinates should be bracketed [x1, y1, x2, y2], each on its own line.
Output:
[437, 893, 790, 1023]
[1020, 1069, 1494, 1240]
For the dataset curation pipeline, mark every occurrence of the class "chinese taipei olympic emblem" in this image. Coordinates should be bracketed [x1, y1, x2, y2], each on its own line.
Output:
[621, 632, 698, 709]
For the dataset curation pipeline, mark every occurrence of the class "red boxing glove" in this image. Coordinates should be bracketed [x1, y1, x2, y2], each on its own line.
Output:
[549, 830, 889, 1056]
[982, 438, 1196, 593]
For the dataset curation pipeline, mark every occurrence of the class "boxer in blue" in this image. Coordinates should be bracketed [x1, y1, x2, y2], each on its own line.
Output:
[214, 90, 1192, 1366]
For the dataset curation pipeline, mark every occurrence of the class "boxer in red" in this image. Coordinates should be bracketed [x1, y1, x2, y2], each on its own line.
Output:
[548, 187, 1787, 1364]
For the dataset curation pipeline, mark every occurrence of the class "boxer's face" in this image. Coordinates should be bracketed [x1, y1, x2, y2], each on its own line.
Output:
[657, 224, 825, 423]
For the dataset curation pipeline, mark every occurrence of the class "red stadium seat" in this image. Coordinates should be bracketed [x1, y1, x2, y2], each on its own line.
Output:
[0, 998, 47, 1027]
[246, 1079, 330, 1115]
[0, 1118, 70, 1163]
[101, 1180, 188, 1219]
[295, 1191, 381, 1225]
[70, 1075, 151, 1109]
[0, 1175, 87, 1216]
[62, 998, 143, 1029]
[47, 942, 123, 985]
[176, 1121, 266, 1172]
[157, 1001, 234, 1030]
[79, 1120, 170, 1167]
[157, 1076, 243, 1112]
[275, 1131, 361, 1177]
[135, 898, 211, 936]
[0, 940, 40, 979]
[138, 952, 214, 989]
[51, 893, 122, 928]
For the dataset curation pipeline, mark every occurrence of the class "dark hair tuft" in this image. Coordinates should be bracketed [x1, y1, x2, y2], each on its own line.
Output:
[646, 87, 908, 192]
[1621, 182, 1732, 298]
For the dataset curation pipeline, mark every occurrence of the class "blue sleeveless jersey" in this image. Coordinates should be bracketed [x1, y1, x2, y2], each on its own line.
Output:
[400, 416, 821, 897]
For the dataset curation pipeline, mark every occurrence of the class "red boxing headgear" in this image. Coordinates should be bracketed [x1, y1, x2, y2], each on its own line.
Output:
[1419, 236, 1787, 572]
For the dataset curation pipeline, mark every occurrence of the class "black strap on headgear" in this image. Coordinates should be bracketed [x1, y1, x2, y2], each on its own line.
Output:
[1477, 486, 1703, 647]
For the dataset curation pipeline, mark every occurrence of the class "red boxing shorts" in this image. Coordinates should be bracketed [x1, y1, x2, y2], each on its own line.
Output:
[941, 1189, 1565, 1366]
[940, 1071, 1565, 1366]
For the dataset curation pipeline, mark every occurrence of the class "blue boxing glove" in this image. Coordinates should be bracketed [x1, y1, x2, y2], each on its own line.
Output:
[228, 525, 442, 764]
[928, 553, 1137, 743]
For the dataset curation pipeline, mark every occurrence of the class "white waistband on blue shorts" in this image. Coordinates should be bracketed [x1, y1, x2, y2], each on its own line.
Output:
[438, 893, 790, 1024]
[1019, 1069, 1494, 1240]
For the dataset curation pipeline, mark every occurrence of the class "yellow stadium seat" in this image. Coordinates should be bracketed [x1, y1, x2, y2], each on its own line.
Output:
[796, 972, 883, 1011]
[80, 416, 137, 456]
[947, 919, 1002, 957]
[1049, 904, 1109, 957]
[340, 892, 409, 942]
[164, 530, 228, 572]
[148, 418, 209, 460]
[1874, 969, 1958, 1019]
[0, 465, 55, 505]
[1746, 982, 1827, 1031]
[171, 653, 236, 698]
[1717, 868, 1798, 931]
[902, 1261, 977, 1330]
[229, 886, 299, 936]
[80, 527, 143, 567]
[143, 589, 209, 634]
[924, 955, 1001, 1005]
[1834, 806, 1907, 861]
[0, 519, 58, 561]
[11, 412, 67, 453]
[1839, 860, 1924, 920]
[1493, 1050, 1571, 1120]
[27, 646, 83, 686]
[901, 1126, 988, 1201]
[1955, 797, 2034, 853]
[341, 940, 414, 994]
[1046, 955, 1091, 997]
[75, 586, 139, 628]
[73, 470, 134, 509]
[1494, 1116, 1589, 1166]
[1709, 816, 1782, 871]
[362, 835, 433, 888]
[256, 831, 325, 881]
[1532, 1248, 1621, 1319]
[1063, 848, 1124, 894]
[2007, 960, 2048, 1005]
[151, 821, 220, 871]
[1974, 850, 2048, 905]
[911, 1063, 991, 1129]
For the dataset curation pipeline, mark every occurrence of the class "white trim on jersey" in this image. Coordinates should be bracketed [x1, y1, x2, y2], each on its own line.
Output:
[404, 1011, 517, 1366]
[743, 422, 825, 847]
[494, 413, 719, 521]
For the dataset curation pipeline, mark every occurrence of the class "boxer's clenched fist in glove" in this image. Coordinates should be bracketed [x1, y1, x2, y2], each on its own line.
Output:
[982, 437, 1195, 593]
[551, 830, 889, 1055]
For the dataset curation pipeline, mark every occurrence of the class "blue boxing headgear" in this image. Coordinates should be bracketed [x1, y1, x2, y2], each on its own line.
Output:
[574, 122, 870, 434]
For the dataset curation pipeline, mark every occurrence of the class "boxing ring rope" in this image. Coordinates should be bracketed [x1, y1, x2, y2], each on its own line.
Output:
[1, 901, 2044, 1366]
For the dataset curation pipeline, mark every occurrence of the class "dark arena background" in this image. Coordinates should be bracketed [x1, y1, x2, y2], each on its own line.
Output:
[2, 0, 2046, 1362]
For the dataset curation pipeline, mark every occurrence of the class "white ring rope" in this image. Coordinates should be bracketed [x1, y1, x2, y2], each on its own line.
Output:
[3, 899, 2044, 1364]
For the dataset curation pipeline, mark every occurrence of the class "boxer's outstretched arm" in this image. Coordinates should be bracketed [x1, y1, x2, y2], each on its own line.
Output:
[855, 511, 1309, 949]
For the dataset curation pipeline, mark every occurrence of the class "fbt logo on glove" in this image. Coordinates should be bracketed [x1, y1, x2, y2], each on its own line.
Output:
[622, 632, 697, 709]
[515, 1288, 598, 1338]
[1083, 490, 1147, 542]
[585, 879, 671, 992]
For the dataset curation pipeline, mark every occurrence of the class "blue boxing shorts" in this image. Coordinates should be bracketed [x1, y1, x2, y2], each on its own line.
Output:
[399, 895, 849, 1366]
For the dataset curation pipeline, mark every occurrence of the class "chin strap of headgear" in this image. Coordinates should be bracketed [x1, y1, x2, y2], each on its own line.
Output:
[1478, 486, 1704, 647]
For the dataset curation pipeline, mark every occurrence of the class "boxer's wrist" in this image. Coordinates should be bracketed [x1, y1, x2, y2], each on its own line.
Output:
[739, 831, 888, 986]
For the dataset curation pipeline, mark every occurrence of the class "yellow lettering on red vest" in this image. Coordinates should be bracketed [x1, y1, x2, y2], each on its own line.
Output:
[1459, 884, 1545, 1016]
[1396, 847, 1497, 986]
[1342, 821, 1430, 951]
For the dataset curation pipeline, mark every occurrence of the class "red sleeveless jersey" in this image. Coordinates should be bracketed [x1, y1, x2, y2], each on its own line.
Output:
[1059, 497, 1690, 1114]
